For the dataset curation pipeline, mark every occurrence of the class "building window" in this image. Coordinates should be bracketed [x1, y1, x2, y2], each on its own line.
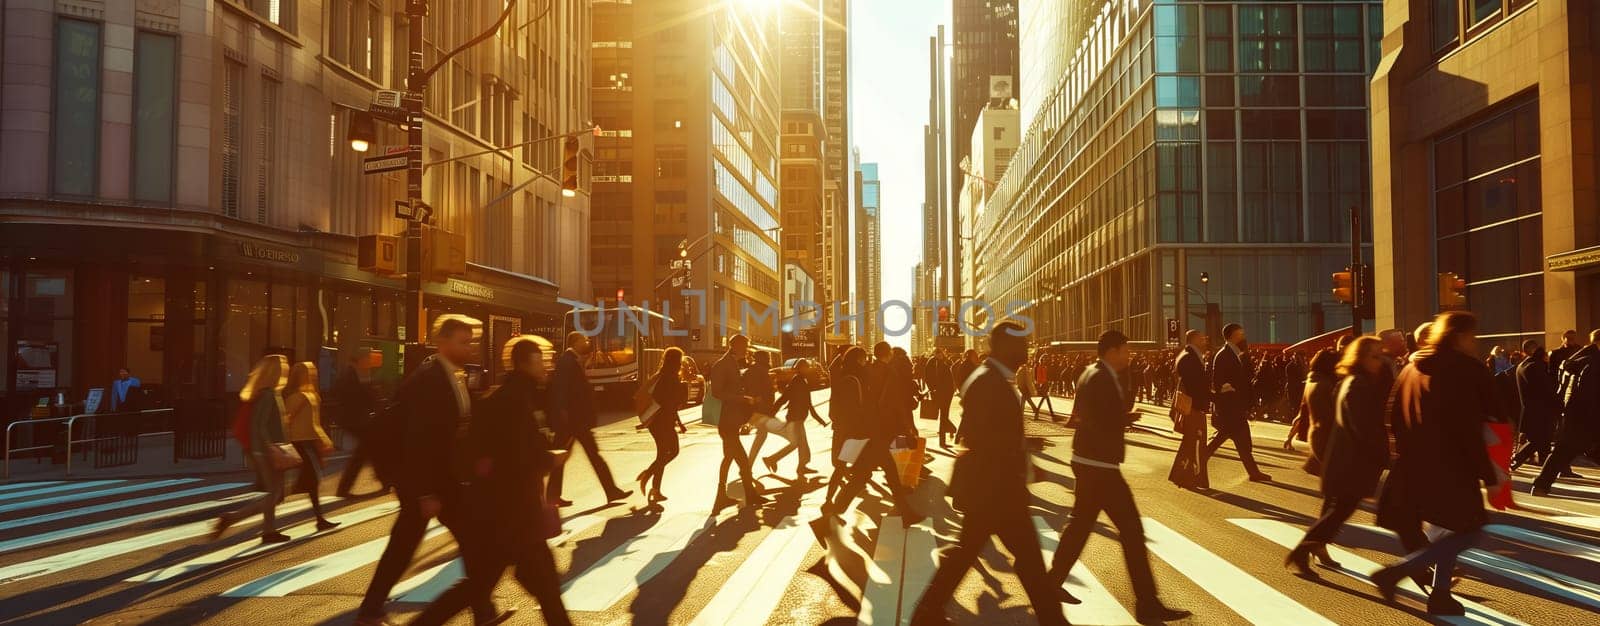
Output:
[1238, 4, 1297, 72]
[1154, 5, 1200, 73]
[53, 19, 101, 197]
[256, 77, 280, 224]
[1434, 98, 1541, 338]
[247, 0, 295, 32]
[1435, 0, 1535, 52]
[1303, 5, 1363, 73]
[130, 32, 179, 203]
[1203, 5, 1233, 73]
[17, 269, 75, 390]
[222, 60, 244, 218]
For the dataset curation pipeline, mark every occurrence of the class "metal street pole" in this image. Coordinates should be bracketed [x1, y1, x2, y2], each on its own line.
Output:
[403, 0, 428, 363]
[1350, 204, 1362, 337]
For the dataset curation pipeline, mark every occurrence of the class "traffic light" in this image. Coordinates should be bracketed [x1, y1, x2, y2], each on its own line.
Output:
[1438, 272, 1467, 310]
[616, 287, 625, 303]
[561, 136, 580, 197]
[1356, 264, 1375, 319]
[1331, 268, 1354, 304]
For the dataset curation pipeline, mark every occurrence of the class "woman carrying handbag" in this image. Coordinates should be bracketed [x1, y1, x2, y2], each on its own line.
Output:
[214, 354, 299, 544]
[284, 362, 339, 531]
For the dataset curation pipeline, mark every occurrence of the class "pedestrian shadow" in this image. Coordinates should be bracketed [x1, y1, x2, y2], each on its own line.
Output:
[1202, 489, 1315, 523]
[625, 506, 761, 622]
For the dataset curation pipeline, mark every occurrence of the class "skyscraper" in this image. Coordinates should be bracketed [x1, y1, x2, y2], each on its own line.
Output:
[950, 0, 1019, 299]
[590, 0, 784, 356]
[856, 159, 883, 343]
[924, 27, 950, 301]
[822, 0, 854, 346]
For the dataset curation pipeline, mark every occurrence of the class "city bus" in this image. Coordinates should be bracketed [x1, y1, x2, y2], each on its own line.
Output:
[563, 305, 676, 403]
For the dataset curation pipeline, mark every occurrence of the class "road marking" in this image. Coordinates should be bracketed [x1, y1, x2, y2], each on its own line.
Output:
[858, 515, 904, 626]
[1142, 518, 1335, 625]
[1035, 517, 1138, 625]
[222, 520, 447, 597]
[691, 491, 826, 626]
[1231, 518, 1528, 626]
[0, 480, 126, 504]
[392, 511, 610, 604]
[1354, 524, 1600, 612]
[1485, 523, 1600, 564]
[0, 493, 286, 585]
[559, 512, 720, 611]
[126, 499, 394, 583]
[0, 481, 63, 493]
[2, 482, 246, 531]
[0, 492, 255, 556]
[896, 524, 938, 626]
[1551, 515, 1600, 531]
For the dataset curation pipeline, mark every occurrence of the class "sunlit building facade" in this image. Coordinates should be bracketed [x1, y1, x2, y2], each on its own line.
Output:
[591, 0, 783, 356]
[856, 160, 882, 344]
[978, 0, 1379, 345]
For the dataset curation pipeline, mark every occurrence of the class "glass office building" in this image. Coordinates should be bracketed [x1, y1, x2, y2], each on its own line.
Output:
[977, 0, 1381, 344]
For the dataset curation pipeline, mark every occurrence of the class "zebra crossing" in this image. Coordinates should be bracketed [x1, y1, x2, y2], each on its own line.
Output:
[3, 468, 1600, 624]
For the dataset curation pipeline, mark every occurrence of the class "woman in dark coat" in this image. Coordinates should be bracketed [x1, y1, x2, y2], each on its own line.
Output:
[1372, 312, 1504, 616]
[823, 347, 868, 504]
[1285, 338, 1390, 576]
[636, 347, 688, 503]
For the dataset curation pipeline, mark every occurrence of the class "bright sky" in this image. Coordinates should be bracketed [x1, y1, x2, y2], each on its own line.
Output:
[851, 0, 949, 349]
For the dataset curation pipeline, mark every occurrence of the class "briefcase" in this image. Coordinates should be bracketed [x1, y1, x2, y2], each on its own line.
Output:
[919, 396, 936, 420]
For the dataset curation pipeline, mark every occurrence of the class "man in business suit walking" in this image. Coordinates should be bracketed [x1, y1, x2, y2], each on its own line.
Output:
[911, 322, 1065, 626]
[356, 316, 507, 626]
[924, 351, 957, 448]
[547, 331, 631, 507]
[1168, 329, 1212, 489]
[1048, 330, 1189, 624]
[1203, 323, 1272, 482]
[710, 334, 765, 509]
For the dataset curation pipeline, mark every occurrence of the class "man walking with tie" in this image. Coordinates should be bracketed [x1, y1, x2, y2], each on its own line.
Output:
[546, 331, 631, 507]
[356, 315, 506, 626]
[1048, 330, 1189, 624]
[912, 321, 1065, 626]
[1204, 323, 1272, 482]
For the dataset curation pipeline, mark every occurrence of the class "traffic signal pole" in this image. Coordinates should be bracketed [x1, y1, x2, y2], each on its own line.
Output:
[403, 0, 428, 362]
[1349, 203, 1362, 337]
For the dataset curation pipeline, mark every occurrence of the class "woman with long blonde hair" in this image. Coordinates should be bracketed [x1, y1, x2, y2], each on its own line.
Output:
[285, 361, 338, 530]
[215, 354, 295, 543]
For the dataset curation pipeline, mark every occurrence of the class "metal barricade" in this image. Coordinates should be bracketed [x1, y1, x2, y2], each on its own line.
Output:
[3, 409, 176, 479]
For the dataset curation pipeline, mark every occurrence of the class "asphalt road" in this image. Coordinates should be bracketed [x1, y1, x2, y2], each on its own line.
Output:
[2, 389, 1598, 625]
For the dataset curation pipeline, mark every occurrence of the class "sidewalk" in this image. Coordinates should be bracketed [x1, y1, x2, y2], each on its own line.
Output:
[4, 436, 259, 484]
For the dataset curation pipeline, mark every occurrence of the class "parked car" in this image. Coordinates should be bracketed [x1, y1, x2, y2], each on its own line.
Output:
[770, 357, 829, 391]
[681, 355, 706, 406]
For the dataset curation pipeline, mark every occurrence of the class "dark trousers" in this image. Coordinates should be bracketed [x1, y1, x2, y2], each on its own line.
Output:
[358, 489, 494, 620]
[1533, 434, 1592, 489]
[413, 486, 570, 626]
[716, 428, 758, 500]
[828, 440, 912, 515]
[337, 438, 373, 495]
[1300, 496, 1360, 546]
[643, 424, 680, 487]
[1204, 419, 1263, 476]
[548, 427, 621, 499]
[930, 391, 955, 436]
[913, 507, 1066, 626]
[1050, 463, 1158, 603]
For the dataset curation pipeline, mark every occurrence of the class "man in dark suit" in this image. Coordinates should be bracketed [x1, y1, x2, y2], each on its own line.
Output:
[823, 343, 923, 526]
[710, 334, 764, 509]
[1511, 341, 1558, 470]
[1048, 331, 1189, 624]
[1168, 330, 1211, 489]
[356, 316, 506, 626]
[1203, 323, 1271, 482]
[912, 322, 1066, 626]
[546, 331, 630, 506]
[334, 347, 388, 497]
[1532, 330, 1600, 496]
[924, 351, 957, 448]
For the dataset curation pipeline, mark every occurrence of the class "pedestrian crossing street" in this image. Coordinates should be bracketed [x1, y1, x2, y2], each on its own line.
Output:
[3, 466, 1600, 625]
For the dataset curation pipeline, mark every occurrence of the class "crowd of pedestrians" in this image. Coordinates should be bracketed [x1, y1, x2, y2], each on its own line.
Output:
[189, 302, 1600, 625]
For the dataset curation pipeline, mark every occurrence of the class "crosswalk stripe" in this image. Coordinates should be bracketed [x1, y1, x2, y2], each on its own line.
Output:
[559, 512, 722, 612]
[2, 482, 247, 531]
[690, 491, 827, 626]
[1230, 518, 1528, 626]
[858, 515, 904, 626]
[1142, 518, 1335, 625]
[896, 525, 938, 626]
[222, 520, 448, 597]
[0, 478, 198, 515]
[1351, 524, 1600, 612]
[1520, 478, 1600, 497]
[0, 492, 256, 556]
[1552, 516, 1600, 531]
[1035, 517, 1139, 625]
[125, 499, 393, 583]
[0, 480, 126, 504]
[0, 481, 63, 493]
[1485, 523, 1600, 564]
[0, 494, 294, 586]
[393, 511, 609, 604]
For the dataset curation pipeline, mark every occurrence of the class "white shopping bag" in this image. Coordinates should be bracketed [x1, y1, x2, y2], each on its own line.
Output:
[638, 402, 660, 426]
[837, 438, 869, 464]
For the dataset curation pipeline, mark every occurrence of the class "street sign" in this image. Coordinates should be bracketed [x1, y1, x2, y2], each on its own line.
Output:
[1166, 318, 1180, 344]
[394, 201, 414, 220]
[935, 321, 964, 350]
[374, 90, 403, 108]
[367, 103, 407, 124]
[363, 153, 408, 174]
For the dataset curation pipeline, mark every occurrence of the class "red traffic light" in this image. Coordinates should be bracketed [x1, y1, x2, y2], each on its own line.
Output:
[1331, 270, 1354, 304]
